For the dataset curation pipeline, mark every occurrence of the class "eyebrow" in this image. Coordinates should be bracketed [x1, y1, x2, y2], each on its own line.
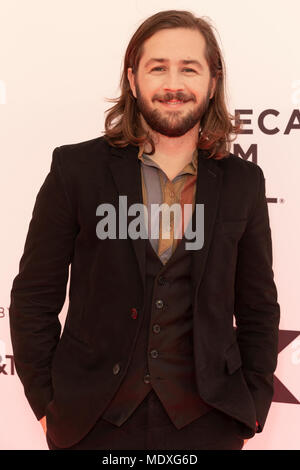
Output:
[144, 58, 204, 71]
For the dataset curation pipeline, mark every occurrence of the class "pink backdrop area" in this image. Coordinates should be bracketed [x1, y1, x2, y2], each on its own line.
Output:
[0, 0, 299, 450]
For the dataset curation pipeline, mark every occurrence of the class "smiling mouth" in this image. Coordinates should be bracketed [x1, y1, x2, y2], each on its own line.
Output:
[158, 99, 189, 106]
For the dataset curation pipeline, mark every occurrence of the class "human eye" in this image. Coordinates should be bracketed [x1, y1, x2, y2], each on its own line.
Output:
[150, 66, 197, 73]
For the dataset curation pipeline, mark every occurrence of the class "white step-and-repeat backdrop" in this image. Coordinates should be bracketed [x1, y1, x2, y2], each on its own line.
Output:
[0, 0, 299, 450]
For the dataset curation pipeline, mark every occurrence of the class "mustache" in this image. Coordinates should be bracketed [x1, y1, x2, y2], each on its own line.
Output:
[154, 92, 194, 103]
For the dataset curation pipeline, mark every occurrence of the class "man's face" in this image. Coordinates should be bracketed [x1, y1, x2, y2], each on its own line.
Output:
[127, 27, 216, 138]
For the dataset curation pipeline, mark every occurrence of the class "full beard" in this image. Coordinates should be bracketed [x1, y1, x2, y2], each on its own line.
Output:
[135, 86, 211, 138]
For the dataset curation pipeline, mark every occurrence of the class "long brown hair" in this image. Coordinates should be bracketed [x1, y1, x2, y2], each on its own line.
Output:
[103, 10, 241, 160]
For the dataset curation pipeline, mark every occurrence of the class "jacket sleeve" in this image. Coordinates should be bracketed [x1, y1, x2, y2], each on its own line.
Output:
[234, 165, 280, 433]
[9, 147, 79, 420]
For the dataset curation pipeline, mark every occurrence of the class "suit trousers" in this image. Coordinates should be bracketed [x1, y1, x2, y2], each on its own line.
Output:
[46, 389, 245, 450]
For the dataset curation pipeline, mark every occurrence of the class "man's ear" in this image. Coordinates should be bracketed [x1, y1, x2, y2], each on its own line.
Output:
[127, 67, 137, 99]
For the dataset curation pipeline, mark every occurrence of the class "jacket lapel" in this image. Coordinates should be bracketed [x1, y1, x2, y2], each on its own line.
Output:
[190, 152, 223, 299]
[108, 145, 147, 294]
[107, 144, 223, 300]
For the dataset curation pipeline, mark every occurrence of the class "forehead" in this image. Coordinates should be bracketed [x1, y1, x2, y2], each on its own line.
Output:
[140, 28, 207, 65]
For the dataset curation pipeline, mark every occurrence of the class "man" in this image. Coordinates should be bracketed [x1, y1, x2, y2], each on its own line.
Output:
[9, 10, 280, 450]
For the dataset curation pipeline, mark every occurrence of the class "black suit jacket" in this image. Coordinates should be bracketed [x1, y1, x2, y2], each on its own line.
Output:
[9, 136, 280, 447]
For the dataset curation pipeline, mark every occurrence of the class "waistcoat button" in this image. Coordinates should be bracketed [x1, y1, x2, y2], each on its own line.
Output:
[155, 299, 164, 309]
[143, 374, 151, 384]
[150, 349, 159, 358]
[153, 324, 161, 333]
[113, 363, 120, 375]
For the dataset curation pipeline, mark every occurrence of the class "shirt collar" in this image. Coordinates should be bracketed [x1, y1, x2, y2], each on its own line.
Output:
[138, 143, 198, 176]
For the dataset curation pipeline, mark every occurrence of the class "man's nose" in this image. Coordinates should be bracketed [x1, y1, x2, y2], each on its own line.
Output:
[162, 71, 184, 92]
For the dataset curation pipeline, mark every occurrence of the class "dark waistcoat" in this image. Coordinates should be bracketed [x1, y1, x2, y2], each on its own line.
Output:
[101, 232, 213, 429]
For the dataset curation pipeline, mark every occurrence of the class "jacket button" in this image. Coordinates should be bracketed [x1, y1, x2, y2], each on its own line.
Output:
[153, 324, 161, 333]
[150, 349, 159, 358]
[113, 363, 120, 375]
[131, 307, 138, 319]
[143, 374, 151, 384]
[155, 299, 164, 309]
